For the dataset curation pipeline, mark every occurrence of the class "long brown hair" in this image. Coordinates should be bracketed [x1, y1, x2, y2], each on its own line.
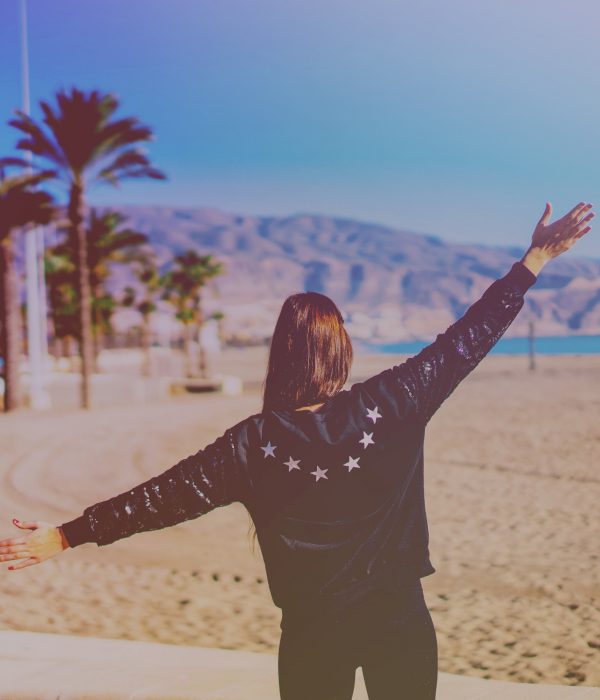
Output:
[247, 291, 354, 552]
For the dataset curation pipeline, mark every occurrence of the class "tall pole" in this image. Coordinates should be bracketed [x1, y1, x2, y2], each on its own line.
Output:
[21, 0, 51, 409]
[38, 226, 50, 372]
[528, 319, 536, 371]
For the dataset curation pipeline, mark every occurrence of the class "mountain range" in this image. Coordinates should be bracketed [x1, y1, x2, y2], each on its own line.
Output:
[98, 205, 600, 344]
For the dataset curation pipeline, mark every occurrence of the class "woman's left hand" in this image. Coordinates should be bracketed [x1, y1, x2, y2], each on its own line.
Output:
[0, 518, 67, 571]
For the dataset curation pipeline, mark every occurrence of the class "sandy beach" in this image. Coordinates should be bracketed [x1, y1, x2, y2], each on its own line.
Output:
[0, 347, 598, 688]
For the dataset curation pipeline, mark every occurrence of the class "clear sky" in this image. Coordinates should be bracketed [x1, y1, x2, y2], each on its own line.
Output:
[1, 0, 599, 258]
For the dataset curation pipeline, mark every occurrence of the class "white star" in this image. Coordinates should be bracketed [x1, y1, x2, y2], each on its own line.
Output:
[284, 456, 301, 472]
[261, 441, 277, 458]
[366, 406, 382, 424]
[310, 466, 328, 481]
[344, 456, 361, 472]
[359, 431, 375, 449]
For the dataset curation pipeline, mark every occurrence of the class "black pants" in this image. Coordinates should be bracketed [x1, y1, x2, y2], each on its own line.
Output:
[278, 579, 437, 700]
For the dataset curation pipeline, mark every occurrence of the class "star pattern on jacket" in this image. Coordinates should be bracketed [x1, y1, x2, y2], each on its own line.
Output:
[261, 441, 277, 458]
[344, 456, 361, 472]
[259, 405, 382, 482]
[366, 406, 382, 424]
[310, 466, 328, 481]
[284, 456, 301, 472]
[359, 431, 374, 449]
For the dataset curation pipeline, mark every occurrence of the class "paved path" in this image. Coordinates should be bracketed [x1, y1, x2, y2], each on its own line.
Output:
[1, 631, 598, 699]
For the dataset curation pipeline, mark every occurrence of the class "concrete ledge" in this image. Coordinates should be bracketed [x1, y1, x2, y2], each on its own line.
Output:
[0, 631, 598, 700]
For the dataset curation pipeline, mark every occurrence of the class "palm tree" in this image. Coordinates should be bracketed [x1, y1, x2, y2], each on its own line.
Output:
[88, 209, 149, 361]
[123, 254, 162, 376]
[52, 208, 149, 366]
[0, 165, 55, 411]
[44, 245, 78, 365]
[161, 250, 223, 378]
[211, 309, 226, 347]
[8, 87, 165, 408]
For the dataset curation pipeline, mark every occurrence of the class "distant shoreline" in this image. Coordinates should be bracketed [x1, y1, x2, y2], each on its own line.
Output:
[363, 333, 600, 356]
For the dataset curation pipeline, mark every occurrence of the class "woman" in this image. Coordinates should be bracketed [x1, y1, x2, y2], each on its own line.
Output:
[1, 201, 594, 700]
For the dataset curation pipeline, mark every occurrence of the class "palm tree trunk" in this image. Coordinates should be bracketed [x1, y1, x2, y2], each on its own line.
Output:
[183, 323, 193, 378]
[52, 335, 60, 361]
[92, 283, 103, 373]
[141, 315, 151, 377]
[198, 322, 208, 379]
[69, 181, 94, 409]
[61, 336, 69, 359]
[0, 233, 22, 411]
[66, 336, 77, 372]
[196, 306, 206, 378]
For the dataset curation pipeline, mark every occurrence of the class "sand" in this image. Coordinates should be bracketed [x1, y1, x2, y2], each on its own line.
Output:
[0, 347, 598, 688]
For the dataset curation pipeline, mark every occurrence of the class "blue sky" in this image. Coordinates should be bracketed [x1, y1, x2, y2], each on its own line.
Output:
[1, 0, 599, 258]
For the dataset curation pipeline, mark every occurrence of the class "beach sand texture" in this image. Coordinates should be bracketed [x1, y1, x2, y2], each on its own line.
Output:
[0, 348, 599, 688]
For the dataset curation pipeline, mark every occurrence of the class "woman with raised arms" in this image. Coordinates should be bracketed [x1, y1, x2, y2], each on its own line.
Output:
[1, 201, 593, 699]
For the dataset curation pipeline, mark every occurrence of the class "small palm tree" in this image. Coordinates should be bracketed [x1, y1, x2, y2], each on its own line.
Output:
[211, 309, 226, 346]
[123, 254, 162, 376]
[88, 209, 147, 362]
[9, 87, 165, 408]
[161, 250, 223, 378]
[0, 164, 55, 411]
[53, 208, 149, 365]
[44, 245, 78, 365]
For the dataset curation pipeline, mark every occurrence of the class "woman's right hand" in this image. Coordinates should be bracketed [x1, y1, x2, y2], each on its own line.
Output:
[520, 201, 594, 277]
[1, 518, 68, 571]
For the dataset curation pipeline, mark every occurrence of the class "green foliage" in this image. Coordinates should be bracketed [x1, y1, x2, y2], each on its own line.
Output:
[123, 253, 161, 321]
[0, 166, 56, 239]
[44, 248, 78, 340]
[45, 207, 150, 340]
[161, 249, 224, 326]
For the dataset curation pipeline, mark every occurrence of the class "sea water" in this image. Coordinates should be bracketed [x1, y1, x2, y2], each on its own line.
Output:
[363, 334, 600, 356]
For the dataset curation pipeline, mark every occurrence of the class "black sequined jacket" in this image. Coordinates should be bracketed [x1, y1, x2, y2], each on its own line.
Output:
[60, 261, 537, 623]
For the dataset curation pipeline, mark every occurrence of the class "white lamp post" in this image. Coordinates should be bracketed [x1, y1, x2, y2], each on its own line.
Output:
[20, 0, 51, 409]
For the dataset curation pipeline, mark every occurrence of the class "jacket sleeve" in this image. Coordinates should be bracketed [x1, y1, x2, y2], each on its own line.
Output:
[355, 261, 538, 426]
[59, 424, 251, 548]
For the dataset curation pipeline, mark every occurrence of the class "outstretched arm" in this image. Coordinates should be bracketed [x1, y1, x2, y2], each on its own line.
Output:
[1, 423, 252, 569]
[59, 425, 250, 548]
[356, 201, 594, 427]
